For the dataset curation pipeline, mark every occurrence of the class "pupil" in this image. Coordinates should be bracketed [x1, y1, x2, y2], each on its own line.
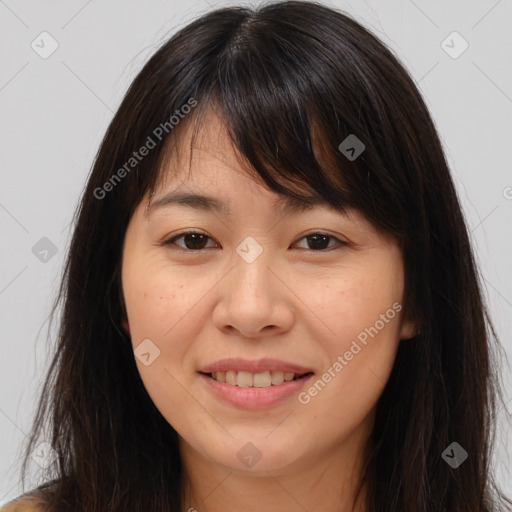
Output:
[308, 234, 329, 250]
[185, 233, 207, 250]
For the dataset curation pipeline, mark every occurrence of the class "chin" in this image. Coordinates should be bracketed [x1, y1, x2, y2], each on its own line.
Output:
[204, 437, 304, 475]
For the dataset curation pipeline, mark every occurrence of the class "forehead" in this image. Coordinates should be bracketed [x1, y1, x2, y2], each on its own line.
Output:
[146, 189, 341, 220]
[141, 106, 389, 243]
[147, 107, 340, 215]
[134, 117, 397, 246]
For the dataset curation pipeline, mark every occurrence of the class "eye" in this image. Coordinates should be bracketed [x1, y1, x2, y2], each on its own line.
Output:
[163, 231, 218, 251]
[161, 230, 348, 252]
[293, 232, 347, 251]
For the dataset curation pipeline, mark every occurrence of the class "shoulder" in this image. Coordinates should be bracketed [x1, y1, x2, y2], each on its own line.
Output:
[0, 494, 46, 512]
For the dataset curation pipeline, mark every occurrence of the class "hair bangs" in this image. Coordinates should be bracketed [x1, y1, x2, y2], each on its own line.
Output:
[141, 9, 407, 242]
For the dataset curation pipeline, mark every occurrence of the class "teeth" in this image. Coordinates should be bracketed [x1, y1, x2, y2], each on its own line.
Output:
[226, 370, 237, 386]
[208, 370, 306, 387]
[253, 371, 272, 387]
[237, 371, 253, 387]
[271, 371, 284, 385]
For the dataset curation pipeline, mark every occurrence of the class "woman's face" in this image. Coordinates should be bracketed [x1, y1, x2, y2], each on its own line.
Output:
[121, 109, 417, 476]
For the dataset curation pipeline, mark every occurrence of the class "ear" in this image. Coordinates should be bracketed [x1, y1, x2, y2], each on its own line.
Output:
[121, 316, 131, 336]
[116, 273, 130, 336]
[399, 316, 421, 340]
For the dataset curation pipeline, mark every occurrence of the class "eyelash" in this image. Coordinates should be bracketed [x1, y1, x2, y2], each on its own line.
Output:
[161, 230, 348, 252]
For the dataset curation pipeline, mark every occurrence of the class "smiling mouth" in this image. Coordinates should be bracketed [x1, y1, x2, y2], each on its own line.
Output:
[200, 370, 314, 388]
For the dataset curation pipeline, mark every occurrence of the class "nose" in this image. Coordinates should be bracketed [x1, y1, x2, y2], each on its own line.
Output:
[211, 244, 295, 339]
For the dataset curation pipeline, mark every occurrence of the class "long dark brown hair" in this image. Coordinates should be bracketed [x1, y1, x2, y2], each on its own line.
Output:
[11, 1, 511, 511]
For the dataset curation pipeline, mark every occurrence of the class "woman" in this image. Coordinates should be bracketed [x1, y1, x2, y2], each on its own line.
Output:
[3, 1, 511, 510]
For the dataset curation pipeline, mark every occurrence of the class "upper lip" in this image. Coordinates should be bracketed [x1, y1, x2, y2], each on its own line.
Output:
[199, 358, 314, 374]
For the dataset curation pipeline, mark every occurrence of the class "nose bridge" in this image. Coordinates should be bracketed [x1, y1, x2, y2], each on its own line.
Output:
[232, 235, 273, 297]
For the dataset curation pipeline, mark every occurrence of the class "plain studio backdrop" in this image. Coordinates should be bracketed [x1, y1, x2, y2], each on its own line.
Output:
[0, 0, 511, 505]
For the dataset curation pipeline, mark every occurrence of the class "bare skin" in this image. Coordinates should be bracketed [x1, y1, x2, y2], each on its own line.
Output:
[120, 108, 418, 511]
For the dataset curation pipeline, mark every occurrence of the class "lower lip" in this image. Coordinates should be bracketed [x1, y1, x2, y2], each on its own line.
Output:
[198, 372, 314, 410]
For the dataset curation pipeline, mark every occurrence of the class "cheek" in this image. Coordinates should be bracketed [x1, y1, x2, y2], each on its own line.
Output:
[122, 265, 212, 431]
[300, 255, 403, 421]
[123, 260, 209, 343]
[299, 309, 401, 443]
[122, 260, 220, 401]
[316, 257, 403, 348]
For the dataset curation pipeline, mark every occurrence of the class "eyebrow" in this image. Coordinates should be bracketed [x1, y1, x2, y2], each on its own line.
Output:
[147, 191, 333, 217]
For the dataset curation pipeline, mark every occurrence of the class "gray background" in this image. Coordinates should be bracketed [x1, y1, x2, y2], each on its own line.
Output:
[1, 0, 511, 504]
